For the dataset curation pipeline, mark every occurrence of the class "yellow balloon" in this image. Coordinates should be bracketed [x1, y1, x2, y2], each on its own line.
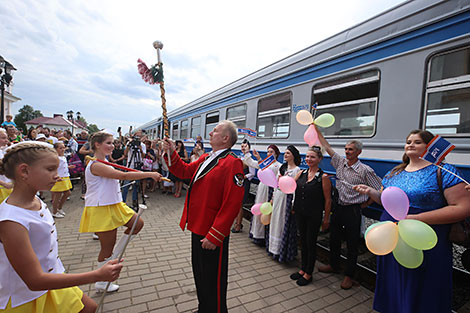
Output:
[398, 219, 437, 250]
[365, 221, 399, 255]
[314, 113, 335, 128]
[296, 110, 314, 125]
[260, 202, 273, 215]
[260, 213, 271, 225]
[392, 234, 423, 269]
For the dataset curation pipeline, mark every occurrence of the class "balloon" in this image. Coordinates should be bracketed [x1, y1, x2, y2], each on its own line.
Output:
[257, 168, 278, 188]
[303, 124, 318, 146]
[398, 219, 437, 250]
[392, 234, 423, 269]
[251, 203, 262, 216]
[296, 110, 314, 125]
[278, 176, 297, 194]
[314, 113, 335, 128]
[260, 213, 271, 225]
[364, 221, 389, 239]
[260, 202, 273, 215]
[381, 186, 409, 221]
[365, 221, 399, 255]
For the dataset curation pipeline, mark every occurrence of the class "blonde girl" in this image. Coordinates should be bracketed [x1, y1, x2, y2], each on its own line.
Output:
[0, 129, 13, 202]
[50, 142, 73, 218]
[0, 141, 123, 313]
[78, 131, 162, 292]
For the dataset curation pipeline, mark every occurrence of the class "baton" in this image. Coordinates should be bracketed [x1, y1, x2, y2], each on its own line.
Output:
[95, 204, 146, 313]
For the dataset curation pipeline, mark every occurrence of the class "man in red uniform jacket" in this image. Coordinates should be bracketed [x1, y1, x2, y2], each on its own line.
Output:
[163, 120, 245, 313]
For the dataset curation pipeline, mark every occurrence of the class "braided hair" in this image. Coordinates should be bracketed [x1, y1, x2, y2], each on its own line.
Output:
[0, 142, 57, 180]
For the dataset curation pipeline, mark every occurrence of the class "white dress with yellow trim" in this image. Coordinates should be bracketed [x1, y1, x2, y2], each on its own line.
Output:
[79, 160, 134, 233]
[0, 199, 84, 313]
[0, 148, 12, 203]
[50, 156, 72, 192]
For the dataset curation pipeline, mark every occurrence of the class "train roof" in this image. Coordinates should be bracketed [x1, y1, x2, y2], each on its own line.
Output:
[140, 0, 470, 128]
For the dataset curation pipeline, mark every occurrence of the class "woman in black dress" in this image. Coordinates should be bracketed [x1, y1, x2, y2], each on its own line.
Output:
[290, 146, 332, 286]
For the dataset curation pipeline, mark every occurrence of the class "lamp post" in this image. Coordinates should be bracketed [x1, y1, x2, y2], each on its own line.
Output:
[0, 56, 16, 124]
[66, 110, 81, 136]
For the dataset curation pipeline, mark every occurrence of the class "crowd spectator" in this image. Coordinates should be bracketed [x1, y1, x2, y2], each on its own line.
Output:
[354, 130, 470, 312]
[64, 130, 78, 154]
[6, 125, 22, 143]
[244, 144, 281, 246]
[25, 128, 37, 141]
[42, 127, 58, 145]
[109, 139, 125, 166]
[172, 140, 188, 198]
[1, 114, 16, 128]
[142, 140, 156, 198]
[190, 141, 205, 162]
[268, 145, 301, 262]
[122, 130, 146, 208]
[316, 125, 382, 289]
[290, 146, 332, 286]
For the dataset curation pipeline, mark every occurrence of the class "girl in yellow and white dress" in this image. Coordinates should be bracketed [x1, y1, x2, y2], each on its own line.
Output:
[0, 129, 13, 202]
[78, 131, 162, 292]
[0, 141, 123, 313]
[50, 142, 73, 218]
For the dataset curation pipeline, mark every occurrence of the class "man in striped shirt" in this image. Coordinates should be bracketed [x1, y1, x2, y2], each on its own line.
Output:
[316, 126, 381, 290]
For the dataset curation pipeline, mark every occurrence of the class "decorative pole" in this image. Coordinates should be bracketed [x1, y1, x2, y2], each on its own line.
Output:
[152, 41, 169, 139]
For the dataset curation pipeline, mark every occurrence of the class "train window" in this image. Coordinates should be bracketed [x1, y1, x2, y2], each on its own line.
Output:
[191, 116, 201, 139]
[180, 119, 189, 139]
[227, 104, 247, 139]
[313, 70, 379, 137]
[257, 92, 291, 138]
[425, 46, 470, 135]
[205, 111, 219, 139]
[172, 122, 179, 139]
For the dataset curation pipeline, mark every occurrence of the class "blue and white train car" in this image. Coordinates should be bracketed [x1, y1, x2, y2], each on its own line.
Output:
[138, 0, 470, 188]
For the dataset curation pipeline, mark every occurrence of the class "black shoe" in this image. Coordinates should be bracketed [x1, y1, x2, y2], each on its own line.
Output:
[290, 272, 303, 280]
[296, 276, 312, 286]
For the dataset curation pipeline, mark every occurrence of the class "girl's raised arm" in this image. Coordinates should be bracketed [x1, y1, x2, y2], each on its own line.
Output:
[0, 221, 122, 291]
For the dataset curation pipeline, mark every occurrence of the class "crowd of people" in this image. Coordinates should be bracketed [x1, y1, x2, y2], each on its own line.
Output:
[0, 118, 469, 313]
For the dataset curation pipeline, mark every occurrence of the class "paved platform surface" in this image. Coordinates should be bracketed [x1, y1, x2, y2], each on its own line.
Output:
[55, 187, 376, 313]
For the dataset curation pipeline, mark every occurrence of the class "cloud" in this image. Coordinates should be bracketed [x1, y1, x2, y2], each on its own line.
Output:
[1, 0, 405, 132]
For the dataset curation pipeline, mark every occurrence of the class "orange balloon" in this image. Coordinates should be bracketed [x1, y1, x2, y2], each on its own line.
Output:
[260, 213, 271, 225]
[365, 221, 399, 255]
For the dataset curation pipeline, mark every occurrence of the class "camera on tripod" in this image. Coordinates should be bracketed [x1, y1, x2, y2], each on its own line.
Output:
[130, 136, 141, 150]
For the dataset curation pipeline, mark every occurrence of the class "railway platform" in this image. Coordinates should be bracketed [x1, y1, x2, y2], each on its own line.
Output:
[56, 188, 376, 313]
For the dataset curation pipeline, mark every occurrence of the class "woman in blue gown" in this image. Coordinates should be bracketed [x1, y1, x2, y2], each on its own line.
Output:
[354, 130, 470, 313]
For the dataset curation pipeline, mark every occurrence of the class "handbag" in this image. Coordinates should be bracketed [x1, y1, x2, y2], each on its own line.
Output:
[437, 167, 470, 247]
[68, 153, 85, 175]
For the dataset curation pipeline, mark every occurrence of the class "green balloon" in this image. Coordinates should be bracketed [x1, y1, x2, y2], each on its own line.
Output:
[314, 113, 335, 128]
[398, 219, 437, 250]
[393, 234, 423, 269]
[364, 221, 389, 238]
[260, 202, 273, 215]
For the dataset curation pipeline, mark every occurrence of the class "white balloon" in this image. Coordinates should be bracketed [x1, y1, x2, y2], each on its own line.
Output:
[296, 110, 313, 125]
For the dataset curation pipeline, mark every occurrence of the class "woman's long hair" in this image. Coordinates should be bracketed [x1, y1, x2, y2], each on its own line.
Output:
[387, 129, 435, 177]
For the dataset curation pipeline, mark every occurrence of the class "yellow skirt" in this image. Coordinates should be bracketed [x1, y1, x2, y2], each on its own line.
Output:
[79, 202, 135, 233]
[0, 187, 12, 203]
[50, 177, 72, 192]
[0, 286, 83, 313]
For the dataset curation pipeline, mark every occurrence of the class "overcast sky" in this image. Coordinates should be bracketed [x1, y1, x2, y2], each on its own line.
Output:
[1, 0, 404, 134]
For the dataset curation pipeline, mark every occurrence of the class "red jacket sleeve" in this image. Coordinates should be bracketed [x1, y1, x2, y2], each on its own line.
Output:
[167, 151, 207, 180]
[205, 157, 245, 246]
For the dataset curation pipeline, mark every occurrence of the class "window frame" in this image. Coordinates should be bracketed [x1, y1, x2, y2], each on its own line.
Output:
[205, 111, 220, 139]
[256, 91, 292, 139]
[191, 115, 201, 139]
[423, 45, 470, 137]
[311, 69, 380, 138]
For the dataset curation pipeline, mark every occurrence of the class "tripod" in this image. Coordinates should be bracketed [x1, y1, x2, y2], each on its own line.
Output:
[123, 144, 146, 210]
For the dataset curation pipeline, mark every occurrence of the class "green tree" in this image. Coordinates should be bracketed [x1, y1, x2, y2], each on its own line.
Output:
[87, 123, 100, 134]
[14, 105, 43, 133]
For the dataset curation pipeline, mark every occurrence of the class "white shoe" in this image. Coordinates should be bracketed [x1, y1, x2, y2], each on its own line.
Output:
[58, 209, 66, 216]
[95, 281, 119, 293]
[143, 194, 149, 198]
[52, 212, 64, 218]
[93, 233, 99, 240]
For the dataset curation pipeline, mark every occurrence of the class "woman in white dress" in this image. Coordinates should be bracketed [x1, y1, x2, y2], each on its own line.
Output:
[244, 144, 281, 245]
[268, 145, 301, 262]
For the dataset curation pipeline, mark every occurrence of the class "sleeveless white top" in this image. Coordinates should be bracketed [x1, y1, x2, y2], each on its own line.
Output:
[85, 160, 122, 206]
[0, 199, 65, 309]
[57, 156, 70, 178]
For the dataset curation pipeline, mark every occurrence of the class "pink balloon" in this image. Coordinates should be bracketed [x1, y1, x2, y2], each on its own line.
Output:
[257, 168, 278, 188]
[251, 203, 262, 216]
[381, 186, 410, 221]
[303, 124, 318, 146]
[278, 176, 297, 194]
